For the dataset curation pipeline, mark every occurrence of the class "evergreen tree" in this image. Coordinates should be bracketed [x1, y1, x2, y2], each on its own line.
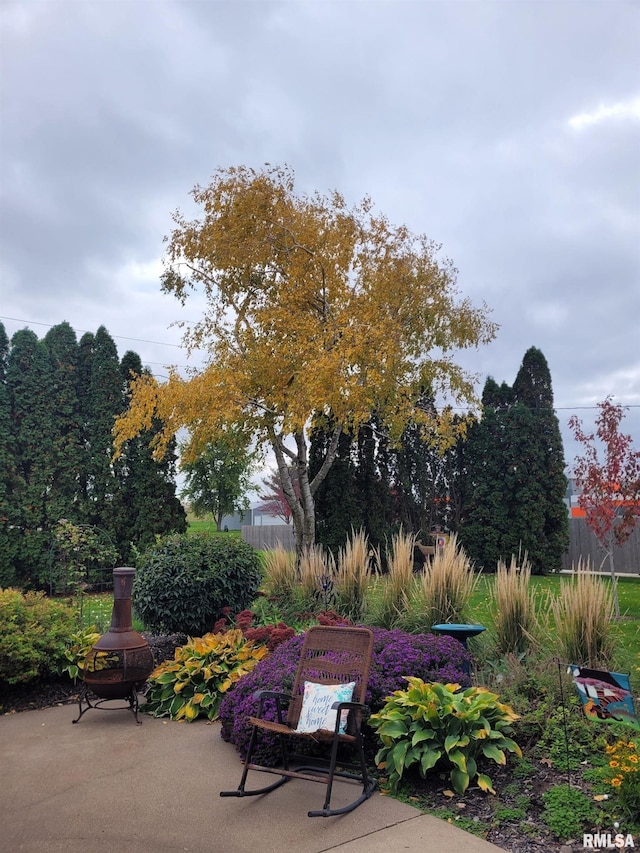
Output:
[388, 392, 443, 535]
[458, 348, 568, 574]
[42, 322, 84, 526]
[112, 351, 186, 561]
[354, 416, 393, 553]
[457, 404, 511, 571]
[1, 324, 186, 587]
[76, 331, 96, 518]
[513, 347, 569, 571]
[82, 326, 122, 536]
[310, 412, 393, 556]
[6, 329, 54, 586]
[0, 323, 21, 586]
[309, 417, 362, 555]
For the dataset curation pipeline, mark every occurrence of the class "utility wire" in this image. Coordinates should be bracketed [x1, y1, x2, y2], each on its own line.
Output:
[1, 315, 638, 415]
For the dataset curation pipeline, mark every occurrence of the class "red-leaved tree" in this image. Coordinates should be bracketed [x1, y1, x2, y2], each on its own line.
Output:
[259, 468, 300, 525]
[569, 398, 640, 617]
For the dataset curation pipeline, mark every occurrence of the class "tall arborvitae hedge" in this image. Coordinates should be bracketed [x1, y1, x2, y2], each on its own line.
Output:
[0, 321, 186, 589]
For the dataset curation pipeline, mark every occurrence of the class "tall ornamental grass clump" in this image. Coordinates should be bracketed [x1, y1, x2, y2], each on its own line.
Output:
[335, 529, 372, 622]
[298, 544, 336, 613]
[375, 529, 417, 629]
[491, 554, 540, 656]
[218, 627, 470, 765]
[262, 545, 297, 603]
[551, 559, 616, 667]
[415, 534, 479, 628]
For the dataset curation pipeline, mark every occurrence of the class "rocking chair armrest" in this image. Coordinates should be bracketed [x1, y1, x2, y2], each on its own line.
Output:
[330, 699, 371, 736]
[253, 689, 293, 702]
[253, 689, 293, 725]
[331, 700, 370, 715]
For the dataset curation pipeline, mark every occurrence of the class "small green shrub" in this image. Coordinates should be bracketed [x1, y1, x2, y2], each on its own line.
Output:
[133, 534, 262, 635]
[536, 702, 599, 772]
[0, 588, 76, 685]
[143, 629, 269, 721]
[541, 783, 600, 839]
[369, 677, 521, 796]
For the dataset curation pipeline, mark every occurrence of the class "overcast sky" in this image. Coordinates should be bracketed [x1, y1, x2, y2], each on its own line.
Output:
[1, 0, 639, 472]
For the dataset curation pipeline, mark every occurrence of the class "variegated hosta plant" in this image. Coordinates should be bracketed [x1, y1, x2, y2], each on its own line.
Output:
[369, 677, 522, 796]
[143, 629, 269, 722]
[57, 626, 102, 681]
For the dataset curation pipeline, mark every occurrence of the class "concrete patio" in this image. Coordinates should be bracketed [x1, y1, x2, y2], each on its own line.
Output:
[0, 702, 504, 853]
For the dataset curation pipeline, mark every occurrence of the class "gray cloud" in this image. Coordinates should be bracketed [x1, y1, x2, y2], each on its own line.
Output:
[1, 0, 638, 458]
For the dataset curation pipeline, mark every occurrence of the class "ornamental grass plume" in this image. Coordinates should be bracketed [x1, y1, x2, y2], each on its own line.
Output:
[375, 528, 417, 629]
[335, 528, 372, 622]
[491, 553, 540, 657]
[298, 544, 335, 612]
[262, 544, 297, 602]
[418, 534, 479, 627]
[551, 558, 615, 668]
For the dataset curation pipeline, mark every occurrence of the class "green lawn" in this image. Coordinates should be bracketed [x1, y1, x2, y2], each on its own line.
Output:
[187, 518, 218, 535]
[185, 515, 241, 537]
[78, 592, 145, 633]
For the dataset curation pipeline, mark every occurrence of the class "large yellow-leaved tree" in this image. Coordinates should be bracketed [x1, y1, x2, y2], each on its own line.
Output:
[114, 165, 497, 555]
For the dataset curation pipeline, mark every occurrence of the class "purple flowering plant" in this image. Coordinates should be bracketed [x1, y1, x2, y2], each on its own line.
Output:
[218, 628, 471, 765]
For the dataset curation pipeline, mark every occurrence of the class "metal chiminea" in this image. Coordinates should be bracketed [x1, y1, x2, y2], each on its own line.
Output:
[73, 567, 154, 724]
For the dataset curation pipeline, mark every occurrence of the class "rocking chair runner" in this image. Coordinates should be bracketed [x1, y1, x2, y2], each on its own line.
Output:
[220, 625, 377, 817]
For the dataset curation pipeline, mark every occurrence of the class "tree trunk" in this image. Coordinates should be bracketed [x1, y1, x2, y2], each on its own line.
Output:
[268, 424, 342, 559]
[607, 538, 621, 619]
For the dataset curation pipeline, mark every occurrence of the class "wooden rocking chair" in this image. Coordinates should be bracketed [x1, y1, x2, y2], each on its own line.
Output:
[220, 625, 377, 817]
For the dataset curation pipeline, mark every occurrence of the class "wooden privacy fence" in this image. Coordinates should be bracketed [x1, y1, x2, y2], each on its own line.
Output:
[242, 519, 639, 574]
[241, 525, 296, 552]
[561, 519, 640, 574]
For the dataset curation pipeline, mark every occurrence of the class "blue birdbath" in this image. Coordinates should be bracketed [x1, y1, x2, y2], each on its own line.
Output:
[430, 623, 486, 649]
[431, 624, 486, 676]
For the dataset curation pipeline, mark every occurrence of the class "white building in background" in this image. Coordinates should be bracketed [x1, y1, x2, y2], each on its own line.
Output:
[220, 502, 288, 531]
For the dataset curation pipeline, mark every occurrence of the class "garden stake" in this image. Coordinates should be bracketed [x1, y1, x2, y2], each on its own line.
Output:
[554, 657, 572, 788]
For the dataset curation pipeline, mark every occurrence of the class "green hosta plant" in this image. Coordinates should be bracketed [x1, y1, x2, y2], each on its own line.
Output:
[369, 677, 522, 796]
[143, 629, 269, 722]
[57, 626, 102, 681]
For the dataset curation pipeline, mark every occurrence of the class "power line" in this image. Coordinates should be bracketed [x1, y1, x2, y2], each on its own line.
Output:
[1, 315, 638, 415]
[0, 314, 205, 372]
[0, 315, 189, 350]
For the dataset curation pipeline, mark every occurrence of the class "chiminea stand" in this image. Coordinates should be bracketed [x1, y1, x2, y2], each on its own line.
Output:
[72, 567, 154, 725]
[73, 683, 143, 724]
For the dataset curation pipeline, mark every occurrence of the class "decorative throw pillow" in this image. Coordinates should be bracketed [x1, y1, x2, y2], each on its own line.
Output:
[295, 681, 356, 734]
